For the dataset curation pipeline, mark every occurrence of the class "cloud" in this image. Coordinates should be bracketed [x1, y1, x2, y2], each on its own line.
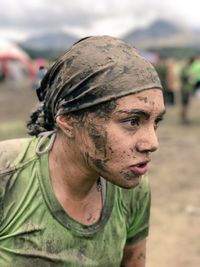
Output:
[0, 0, 199, 41]
[1, 1, 95, 28]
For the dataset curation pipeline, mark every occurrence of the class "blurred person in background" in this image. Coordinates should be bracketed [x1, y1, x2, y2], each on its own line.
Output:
[179, 57, 195, 124]
[32, 65, 48, 90]
[0, 61, 9, 82]
[187, 55, 200, 98]
[165, 58, 181, 105]
[154, 57, 169, 104]
[0, 62, 6, 82]
[0, 36, 165, 267]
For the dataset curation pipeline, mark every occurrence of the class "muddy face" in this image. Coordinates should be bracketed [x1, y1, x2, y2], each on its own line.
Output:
[74, 88, 165, 189]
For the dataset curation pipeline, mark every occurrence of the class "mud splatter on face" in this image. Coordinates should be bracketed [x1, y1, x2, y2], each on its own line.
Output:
[87, 123, 108, 158]
[137, 252, 146, 261]
[72, 89, 164, 189]
[71, 100, 118, 171]
[119, 169, 140, 181]
[137, 96, 155, 106]
[81, 117, 111, 172]
[89, 157, 109, 172]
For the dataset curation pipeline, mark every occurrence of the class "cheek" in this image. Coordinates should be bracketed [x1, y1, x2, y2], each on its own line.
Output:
[104, 133, 137, 164]
[86, 134, 137, 175]
[86, 123, 109, 159]
[79, 123, 137, 172]
[76, 124, 109, 168]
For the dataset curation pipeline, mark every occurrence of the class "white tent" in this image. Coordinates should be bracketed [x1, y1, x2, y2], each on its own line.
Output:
[0, 39, 30, 62]
[0, 39, 32, 78]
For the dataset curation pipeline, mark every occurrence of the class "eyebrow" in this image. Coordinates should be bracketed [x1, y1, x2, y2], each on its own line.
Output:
[114, 109, 166, 119]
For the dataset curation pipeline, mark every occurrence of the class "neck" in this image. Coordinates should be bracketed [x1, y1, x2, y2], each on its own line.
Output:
[49, 133, 99, 202]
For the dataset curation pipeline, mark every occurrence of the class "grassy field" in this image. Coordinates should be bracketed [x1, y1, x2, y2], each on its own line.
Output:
[0, 81, 200, 267]
[0, 79, 38, 140]
[0, 120, 27, 140]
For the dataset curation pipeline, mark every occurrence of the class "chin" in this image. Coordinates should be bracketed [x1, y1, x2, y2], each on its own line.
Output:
[110, 175, 141, 189]
[120, 180, 140, 189]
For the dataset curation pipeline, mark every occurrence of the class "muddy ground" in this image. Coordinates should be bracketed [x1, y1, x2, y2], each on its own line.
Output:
[0, 80, 200, 267]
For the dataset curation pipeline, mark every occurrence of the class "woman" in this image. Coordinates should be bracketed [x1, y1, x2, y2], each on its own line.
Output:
[0, 36, 165, 267]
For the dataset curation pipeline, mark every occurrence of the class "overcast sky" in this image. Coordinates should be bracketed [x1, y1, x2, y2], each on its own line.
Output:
[1, 0, 200, 41]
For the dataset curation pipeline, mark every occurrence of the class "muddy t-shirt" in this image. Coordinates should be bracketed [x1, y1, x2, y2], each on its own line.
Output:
[0, 137, 150, 267]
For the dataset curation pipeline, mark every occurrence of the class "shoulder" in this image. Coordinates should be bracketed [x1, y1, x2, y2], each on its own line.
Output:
[120, 175, 150, 203]
[113, 175, 151, 221]
[118, 176, 151, 244]
[0, 138, 37, 174]
[0, 138, 39, 227]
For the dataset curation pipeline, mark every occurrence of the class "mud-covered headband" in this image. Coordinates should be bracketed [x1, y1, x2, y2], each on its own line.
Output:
[36, 35, 163, 119]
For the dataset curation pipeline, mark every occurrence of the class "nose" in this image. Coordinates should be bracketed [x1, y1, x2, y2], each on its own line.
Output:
[135, 126, 159, 153]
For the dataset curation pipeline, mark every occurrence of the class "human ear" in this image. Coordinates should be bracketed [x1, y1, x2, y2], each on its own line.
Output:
[56, 115, 74, 138]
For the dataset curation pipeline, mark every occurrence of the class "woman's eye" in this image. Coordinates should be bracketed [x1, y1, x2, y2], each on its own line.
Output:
[154, 118, 163, 129]
[125, 117, 140, 126]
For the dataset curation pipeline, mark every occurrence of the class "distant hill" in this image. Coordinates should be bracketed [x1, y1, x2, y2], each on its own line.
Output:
[122, 19, 200, 49]
[20, 31, 80, 51]
[18, 19, 200, 60]
[124, 19, 181, 42]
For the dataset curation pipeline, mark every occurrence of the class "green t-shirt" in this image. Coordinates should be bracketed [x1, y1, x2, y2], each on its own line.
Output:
[0, 137, 151, 267]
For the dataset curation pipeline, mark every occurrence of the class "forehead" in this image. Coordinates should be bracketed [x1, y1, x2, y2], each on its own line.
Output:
[114, 88, 164, 113]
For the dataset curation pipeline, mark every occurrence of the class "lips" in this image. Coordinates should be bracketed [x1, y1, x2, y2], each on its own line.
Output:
[129, 161, 149, 175]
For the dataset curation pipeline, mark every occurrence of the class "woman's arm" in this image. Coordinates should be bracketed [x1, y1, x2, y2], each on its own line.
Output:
[121, 239, 146, 267]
